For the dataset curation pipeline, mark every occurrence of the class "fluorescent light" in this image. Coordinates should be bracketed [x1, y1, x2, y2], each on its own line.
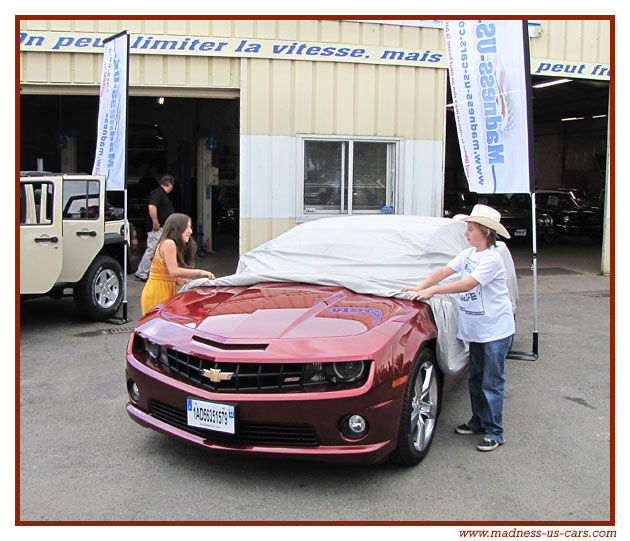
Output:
[592, 114, 607, 119]
[561, 116, 584, 122]
[533, 78, 572, 89]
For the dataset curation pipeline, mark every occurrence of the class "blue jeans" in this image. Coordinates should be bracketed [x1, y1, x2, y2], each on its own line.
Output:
[466, 335, 513, 444]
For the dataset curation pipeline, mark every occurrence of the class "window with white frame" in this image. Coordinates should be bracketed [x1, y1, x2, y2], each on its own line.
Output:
[301, 137, 398, 217]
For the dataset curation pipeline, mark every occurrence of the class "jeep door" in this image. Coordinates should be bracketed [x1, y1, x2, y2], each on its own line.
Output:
[57, 177, 105, 283]
[20, 178, 63, 294]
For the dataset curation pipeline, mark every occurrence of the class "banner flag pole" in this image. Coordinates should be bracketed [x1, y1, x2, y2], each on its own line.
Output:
[444, 19, 538, 360]
[507, 20, 538, 361]
[93, 30, 131, 324]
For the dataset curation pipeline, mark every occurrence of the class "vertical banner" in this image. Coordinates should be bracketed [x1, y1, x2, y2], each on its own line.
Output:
[92, 31, 128, 191]
[444, 20, 533, 194]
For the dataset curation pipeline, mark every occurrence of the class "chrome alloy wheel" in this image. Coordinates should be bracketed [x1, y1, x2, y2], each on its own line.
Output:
[93, 268, 120, 309]
[409, 360, 439, 452]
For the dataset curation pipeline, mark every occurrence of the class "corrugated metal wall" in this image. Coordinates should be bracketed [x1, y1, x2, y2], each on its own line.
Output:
[20, 51, 240, 93]
[234, 22, 447, 252]
[20, 19, 446, 139]
[19, 18, 611, 255]
[20, 18, 611, 90]
[19, 18, 451, 253]
[238, 56, 446, 252]
[530, 19, 610, 64]
[20, 18, 445, 95]
[240, 58, 444, 140]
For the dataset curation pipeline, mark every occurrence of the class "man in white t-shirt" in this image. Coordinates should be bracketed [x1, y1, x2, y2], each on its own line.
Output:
[402, 204, 515, 452]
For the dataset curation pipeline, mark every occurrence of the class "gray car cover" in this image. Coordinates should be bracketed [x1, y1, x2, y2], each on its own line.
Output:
[182, 215, 518, 375]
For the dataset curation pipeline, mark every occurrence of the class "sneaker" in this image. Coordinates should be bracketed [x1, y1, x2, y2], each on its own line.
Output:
[455, 423, 480, 435]
[477, 437, 501, 452]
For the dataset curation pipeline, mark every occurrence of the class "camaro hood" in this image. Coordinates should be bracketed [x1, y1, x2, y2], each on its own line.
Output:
[159, 283, 416, 340]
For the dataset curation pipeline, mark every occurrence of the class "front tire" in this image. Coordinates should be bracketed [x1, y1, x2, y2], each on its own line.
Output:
[74, 255, 123, 320]
[542, 227, 559, 244]
[391, 348, 441, 466]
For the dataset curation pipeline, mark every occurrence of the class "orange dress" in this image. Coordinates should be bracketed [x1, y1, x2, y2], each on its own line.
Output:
[140, 242, 177, 315]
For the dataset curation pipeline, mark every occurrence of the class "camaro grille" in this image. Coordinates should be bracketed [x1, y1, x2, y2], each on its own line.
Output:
[151, 400, 320, 447]
[162, 348, 333, 393]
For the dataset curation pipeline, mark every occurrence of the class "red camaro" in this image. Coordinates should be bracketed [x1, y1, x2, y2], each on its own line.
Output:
[125, 216, 498, 465]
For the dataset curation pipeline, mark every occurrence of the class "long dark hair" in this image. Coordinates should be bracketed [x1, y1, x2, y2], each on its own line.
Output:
[154, 213, 196, 267]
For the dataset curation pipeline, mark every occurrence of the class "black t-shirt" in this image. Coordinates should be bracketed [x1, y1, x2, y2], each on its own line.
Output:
[147, 186, 175, 229]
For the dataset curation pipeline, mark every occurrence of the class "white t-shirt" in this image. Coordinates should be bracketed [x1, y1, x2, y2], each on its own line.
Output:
[447, 246, 515, 343]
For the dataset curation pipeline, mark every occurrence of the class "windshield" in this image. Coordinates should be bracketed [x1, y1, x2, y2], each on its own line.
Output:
[543, 194, 580, 210]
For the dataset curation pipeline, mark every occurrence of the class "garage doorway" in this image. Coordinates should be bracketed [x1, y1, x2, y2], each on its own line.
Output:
[19, 94, 240, 256]
[443, 77, 610, 270]
[444, 77, 609, 198]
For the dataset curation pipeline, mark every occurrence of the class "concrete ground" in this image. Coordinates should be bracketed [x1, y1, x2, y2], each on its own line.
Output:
[18, 228, 613, 523]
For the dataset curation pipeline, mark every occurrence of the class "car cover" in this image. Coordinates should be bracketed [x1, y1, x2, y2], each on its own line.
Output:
[182, 215, 518, 375]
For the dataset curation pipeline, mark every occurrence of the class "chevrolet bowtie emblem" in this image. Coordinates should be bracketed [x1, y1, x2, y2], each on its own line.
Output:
[201, 368, 234, 383]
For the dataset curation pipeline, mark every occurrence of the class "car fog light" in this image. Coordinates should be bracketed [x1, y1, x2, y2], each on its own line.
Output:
[128, 380, 140, 402]
[340, 414, 369, 440]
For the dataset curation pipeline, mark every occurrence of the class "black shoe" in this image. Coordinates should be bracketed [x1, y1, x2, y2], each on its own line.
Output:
[455, 423, 480, 435]
[135, 274, 147, 282]
[477, 437, 501, 452]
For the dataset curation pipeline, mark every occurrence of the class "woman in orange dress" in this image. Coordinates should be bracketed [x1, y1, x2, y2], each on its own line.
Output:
[140, 213, 215, 315]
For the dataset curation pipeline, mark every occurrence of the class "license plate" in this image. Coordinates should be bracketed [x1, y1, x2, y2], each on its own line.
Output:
[515, 229, 527, 237]
[187, 398, 235, 434]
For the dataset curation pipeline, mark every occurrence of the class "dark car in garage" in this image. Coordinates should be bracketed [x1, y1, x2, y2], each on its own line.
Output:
[534, 190, 604, 244]
[213, 186, 239, 233]
[444, 192, 552, 240]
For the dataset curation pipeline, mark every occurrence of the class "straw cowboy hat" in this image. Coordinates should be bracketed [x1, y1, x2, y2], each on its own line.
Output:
[455, 204, 511, 239]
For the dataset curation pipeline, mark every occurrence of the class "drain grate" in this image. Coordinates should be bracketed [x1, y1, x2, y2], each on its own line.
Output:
[570, 290, 610, 298]
[75, 326, 135, 337]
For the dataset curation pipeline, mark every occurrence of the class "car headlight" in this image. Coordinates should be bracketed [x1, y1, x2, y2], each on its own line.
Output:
[304, 361, 369, 384]
[145, 339, 159, 359]
[142, 338, 169, 366]
[327, 361, 367, 383]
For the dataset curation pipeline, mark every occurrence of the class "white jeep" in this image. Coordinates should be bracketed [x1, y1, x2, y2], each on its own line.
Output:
[20, 172, 137, 320]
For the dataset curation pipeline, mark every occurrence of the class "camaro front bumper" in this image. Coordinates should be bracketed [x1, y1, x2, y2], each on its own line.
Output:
[126, 402, 392, 464]
[125, 354, 406, 465]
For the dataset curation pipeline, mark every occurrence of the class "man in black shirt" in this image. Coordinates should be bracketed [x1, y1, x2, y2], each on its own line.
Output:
[135, 174, 175, 281]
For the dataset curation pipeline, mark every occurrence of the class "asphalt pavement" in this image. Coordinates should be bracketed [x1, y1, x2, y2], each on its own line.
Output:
[18, 232, 612, 523]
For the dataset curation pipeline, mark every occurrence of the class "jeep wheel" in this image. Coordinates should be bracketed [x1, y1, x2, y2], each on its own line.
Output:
[74, 256, 123, 320]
